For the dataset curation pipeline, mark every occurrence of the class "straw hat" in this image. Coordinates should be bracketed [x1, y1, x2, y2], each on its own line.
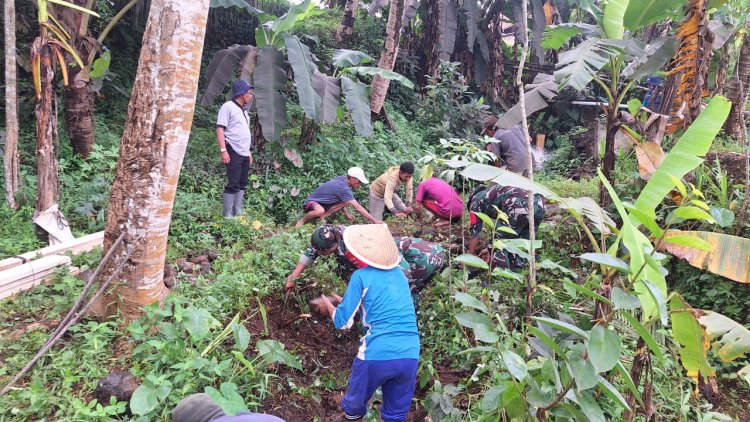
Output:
[343, 224, 400, 270]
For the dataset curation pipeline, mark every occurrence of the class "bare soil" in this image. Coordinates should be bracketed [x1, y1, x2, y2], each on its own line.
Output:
[705, 152, 748, 185]
[248, 294, 442, 421]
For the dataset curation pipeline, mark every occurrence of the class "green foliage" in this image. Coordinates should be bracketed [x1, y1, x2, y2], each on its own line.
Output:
[417, 61, 488, 141]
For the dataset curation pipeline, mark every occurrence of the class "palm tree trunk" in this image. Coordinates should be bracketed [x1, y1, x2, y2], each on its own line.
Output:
[60, 0, 96, 158]
[64, 81, 96, 157]
[4, 0, 20, 210]
[481, 11, 507, 105]
[97, 0, 211, 321]
[34, 42, 60, 240]
[724, 35, 750, 139]
[335, 0, 359, 43]
[370, 0, 404, 114]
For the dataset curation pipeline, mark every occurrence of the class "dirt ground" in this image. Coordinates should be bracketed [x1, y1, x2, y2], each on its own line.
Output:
[705, 152, 749, 185]
[248, 294, 439, 421]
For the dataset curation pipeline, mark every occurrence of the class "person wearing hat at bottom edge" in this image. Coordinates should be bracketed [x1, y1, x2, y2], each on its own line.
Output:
[316, 224, 420, 422]
[217, 80, 255, 218]
[294, 167, 382, 228]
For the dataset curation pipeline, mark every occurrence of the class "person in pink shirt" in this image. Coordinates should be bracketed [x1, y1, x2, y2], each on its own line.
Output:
[414, 177, 464, 226]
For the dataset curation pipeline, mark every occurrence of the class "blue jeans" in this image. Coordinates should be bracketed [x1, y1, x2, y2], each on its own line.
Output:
[341, 358, 419, 421]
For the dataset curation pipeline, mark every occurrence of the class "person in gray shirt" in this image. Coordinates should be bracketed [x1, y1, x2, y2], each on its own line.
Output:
[481, 116, 531, 177]
[216, 80, 254, 217]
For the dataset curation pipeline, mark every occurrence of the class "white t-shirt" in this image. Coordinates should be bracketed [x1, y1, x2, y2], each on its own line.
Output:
[216, 100, 253, 157]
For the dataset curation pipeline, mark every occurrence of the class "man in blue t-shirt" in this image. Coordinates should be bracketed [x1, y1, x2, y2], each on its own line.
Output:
[294, 167, 382, 228]
[316, 224, 420, 422]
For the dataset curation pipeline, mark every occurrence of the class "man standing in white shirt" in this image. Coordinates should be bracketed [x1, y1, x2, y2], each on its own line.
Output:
[216, 80, 254, 218]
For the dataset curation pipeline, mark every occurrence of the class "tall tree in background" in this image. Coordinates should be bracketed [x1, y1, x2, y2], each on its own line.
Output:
[370, 0, 405, 114]
[335, 0, 360, 43]
[724, 34, 749, 138]
[97, 0, 211, 320]
[4, 0, 20, 210]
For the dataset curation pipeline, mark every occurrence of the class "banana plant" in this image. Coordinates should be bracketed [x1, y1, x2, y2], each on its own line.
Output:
[543, 0, 680, 204]
[201, 0, 414, 141]
[452, 95, 748, 418]
[31, 0, 99, 238]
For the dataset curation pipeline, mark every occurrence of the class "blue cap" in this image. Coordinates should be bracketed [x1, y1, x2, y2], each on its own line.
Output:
[231, 80, 254, 98]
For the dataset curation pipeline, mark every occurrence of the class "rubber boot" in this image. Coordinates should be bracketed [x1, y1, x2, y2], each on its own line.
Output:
[233, 190, 246, 216]
[222, 193, 236, 218]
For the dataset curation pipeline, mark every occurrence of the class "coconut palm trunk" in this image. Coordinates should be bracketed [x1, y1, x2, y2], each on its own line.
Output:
[370, 0, 405, 114]
[335, 0, 360, 43]
[724, 35, 750, 139]
[4, 0, 20, 210]
[97, 0, 211, 321]
[34, 42, 60, 234]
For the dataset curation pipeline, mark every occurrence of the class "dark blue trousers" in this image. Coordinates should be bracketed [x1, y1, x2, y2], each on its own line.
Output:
[341, 358, 419, 421]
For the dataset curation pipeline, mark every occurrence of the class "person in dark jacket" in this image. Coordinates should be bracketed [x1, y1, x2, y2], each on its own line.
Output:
[481, 117, 532, 177]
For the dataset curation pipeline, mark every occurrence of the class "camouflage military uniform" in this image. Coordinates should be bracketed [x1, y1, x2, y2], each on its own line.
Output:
[469, 185, 545, 269]
[300, 225, 411, 283]
[395, 237, 447, 295]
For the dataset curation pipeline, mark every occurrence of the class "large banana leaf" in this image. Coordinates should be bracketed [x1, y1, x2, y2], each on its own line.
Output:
[669, 293, 716, 381]
[697, 310, 750, 363]
[464, 0, 479, 48]
[402, 0, 422, 27]
[437, 0, 458, 60]
[332, 49, 374, 68]
[284, 34, 321, 121]
[660, 230, 750, 284]
[621, 37, 677, 82]
[254, 47, 287, 142]
[530, 0, 547, 63]
[541, 23, 600, 50]
[270, 0, 318, 34]
[559, 197, 616, 235]
[345, 67, 415, 89]
[623, 0, 683, 30]
[201, 45, 253, 106]
[341, 77, 372, 137]
[633, 96, 731, 215]
[555, 38, 627, 91]
[496, 73, 557, 129]
[209, 0, 270, 20]
[311, 71, 341, 123]
[602, 0, 629, 39]
[459, 163, 562, 201]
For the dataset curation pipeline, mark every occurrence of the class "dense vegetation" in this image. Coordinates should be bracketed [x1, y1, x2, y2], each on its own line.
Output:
[1, 0, 750, 421]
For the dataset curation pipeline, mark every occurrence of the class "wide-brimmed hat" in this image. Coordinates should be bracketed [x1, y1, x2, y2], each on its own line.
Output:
[342, 224, 400, 270]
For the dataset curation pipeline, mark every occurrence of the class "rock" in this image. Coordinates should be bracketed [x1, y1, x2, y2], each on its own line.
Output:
[94, 371, 138, 406]
[206, 249, 220, 262]
[176, 258, 194, 274]
[163, 275, 177, 289]
[190, 255, 208, 265]
[79, 269, 94, 283]
[199, 262, 212, 274]
[163, 265, 175, 278]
